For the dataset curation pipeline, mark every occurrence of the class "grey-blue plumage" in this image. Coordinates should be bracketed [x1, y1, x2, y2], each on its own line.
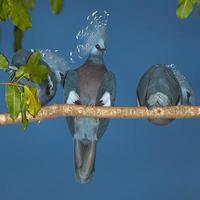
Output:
[10, 49, 57, 106]
[39, 49, 69, 84]
[137, 64, 194, 125]
[64, 44, 116, 183]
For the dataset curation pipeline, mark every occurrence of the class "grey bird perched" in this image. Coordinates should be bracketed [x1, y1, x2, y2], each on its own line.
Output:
[64, 11, 116, 183]
[137, 64, 194, 125]
[8, 49, 68, 106]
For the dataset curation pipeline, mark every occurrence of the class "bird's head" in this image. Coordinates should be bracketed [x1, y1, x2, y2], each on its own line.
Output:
[90, 38, 106, 56]
[70, 11, 109, 64]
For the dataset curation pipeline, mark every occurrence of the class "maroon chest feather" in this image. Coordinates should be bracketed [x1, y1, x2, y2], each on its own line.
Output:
[76, 61, 107, 104]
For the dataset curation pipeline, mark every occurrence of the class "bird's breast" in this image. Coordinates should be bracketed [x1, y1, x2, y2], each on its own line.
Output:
[76, 63, 107, 105]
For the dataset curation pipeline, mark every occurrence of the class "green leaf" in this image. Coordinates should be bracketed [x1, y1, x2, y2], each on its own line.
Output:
[0, 0, 10, 21]
[176, 0, 196, 19]
[24, 85, 41, 117]
[198, 6, 200, 16]
[15, 51, 49, 84]
[15, 67, 24, 79]
[22, 0, 35, 9]
[27, 51, 41, 65]
[13, 26, 24, 52]
[50, 0, 63, 14]
[7, 0, 32, 31]
[5, 84, 21, 120]
[0, 53, 9, 69]
[197, 0, 200, 16]
[20, 93, 28, 130]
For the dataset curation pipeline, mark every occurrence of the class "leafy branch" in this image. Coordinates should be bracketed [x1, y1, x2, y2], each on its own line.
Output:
[0, 0, 63, 51]
[0, 51, 48, 129]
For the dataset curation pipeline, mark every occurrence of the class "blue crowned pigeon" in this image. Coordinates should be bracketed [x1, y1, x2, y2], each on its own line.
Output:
[8, 49, 68, 106]
[63, 38, 116, 183]
[137, 64, 194, 125]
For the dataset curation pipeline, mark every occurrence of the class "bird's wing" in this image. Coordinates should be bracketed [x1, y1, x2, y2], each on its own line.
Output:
[162, 66, 181, 105]
[169, 65, 195, 105]
[11, 49, 32, 67]
[96, 71, 116, 106]
[137, 65, 158, 106]
[96, 71, 116, 139]
[64, 70, 80, 135]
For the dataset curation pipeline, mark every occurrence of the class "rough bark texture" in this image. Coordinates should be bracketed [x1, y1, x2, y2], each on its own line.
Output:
[0, 104, 200, 125]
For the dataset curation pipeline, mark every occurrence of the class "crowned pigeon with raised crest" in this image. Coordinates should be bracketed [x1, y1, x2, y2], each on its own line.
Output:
[63, 11, 116, 184]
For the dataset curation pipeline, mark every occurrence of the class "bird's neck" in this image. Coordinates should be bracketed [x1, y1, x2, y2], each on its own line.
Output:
[87, 54, 104, 64]
[87, 49, 104, 64]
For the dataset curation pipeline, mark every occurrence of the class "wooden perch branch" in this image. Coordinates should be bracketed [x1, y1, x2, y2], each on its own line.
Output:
[0, 104, 200, 125]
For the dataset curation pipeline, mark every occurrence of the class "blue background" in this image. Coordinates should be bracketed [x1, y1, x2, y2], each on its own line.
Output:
[1, 0, 200, 199]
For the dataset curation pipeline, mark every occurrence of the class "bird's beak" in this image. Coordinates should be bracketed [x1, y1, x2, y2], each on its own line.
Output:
[96, 45, 106, 52]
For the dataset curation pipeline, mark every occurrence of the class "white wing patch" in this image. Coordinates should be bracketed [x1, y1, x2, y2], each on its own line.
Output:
[47, 75, 54, 90]
[100, 91, 111, 106]
[136, 97, 141, 106]
[66, 90, 80, 104]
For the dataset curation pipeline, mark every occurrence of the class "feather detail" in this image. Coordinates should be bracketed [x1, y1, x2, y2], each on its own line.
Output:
[66, 90, 80, 104]
[168, 64, 195, 105]
[39, 49, 69, 83]
[99, 91, 111, 106]
[69, 10, 109, 64]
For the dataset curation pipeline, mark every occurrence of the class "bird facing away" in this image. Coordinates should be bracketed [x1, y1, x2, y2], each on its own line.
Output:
[63, 38, 116, 183]
[137, 64, 194, 125]
[9, 49, 68, 106]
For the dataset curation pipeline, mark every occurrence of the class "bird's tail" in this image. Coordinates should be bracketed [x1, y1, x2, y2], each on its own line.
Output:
[146, 92, 173, 125]
[146, 92, 170, 109]
[74, 140, 96, 184]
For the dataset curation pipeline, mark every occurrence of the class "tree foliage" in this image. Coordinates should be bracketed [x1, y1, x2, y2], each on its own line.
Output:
[0, 0, 64, 129]
[0, 51, 48, 129]
[0, 53, 9, 68]
[50, 0, 63, 14]
[15, 51, 48, 83]
[0, 0, 63, 51]
[176, 0, 200, 19]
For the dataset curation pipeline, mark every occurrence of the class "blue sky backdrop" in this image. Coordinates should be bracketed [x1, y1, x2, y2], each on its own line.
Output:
[0, 0, 200, 199]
